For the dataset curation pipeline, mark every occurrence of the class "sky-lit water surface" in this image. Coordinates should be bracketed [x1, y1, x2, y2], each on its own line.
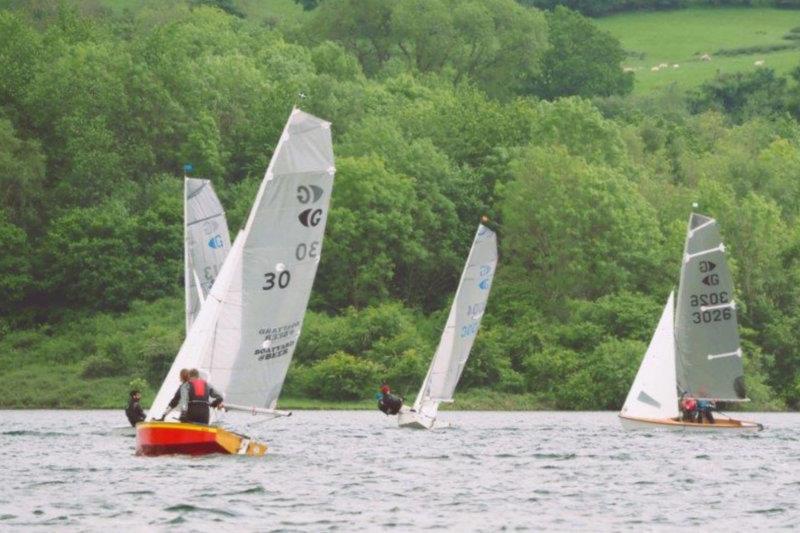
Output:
[1, 410, 798, 530]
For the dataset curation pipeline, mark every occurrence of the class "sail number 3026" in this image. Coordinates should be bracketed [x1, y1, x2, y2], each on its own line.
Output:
[263, 271, 291, 290]
[692, 308, 732, 324]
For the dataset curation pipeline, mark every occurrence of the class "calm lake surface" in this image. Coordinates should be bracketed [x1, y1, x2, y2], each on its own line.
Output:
[1, 410, 798, 531]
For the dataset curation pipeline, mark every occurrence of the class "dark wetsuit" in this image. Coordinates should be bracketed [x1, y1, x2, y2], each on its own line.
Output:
[125, 398, 145, 426]
[378, 393, 403, 415]
[169, 379, 223, 424]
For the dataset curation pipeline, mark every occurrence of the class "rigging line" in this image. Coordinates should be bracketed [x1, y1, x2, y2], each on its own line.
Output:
[683, 243, 725, 264]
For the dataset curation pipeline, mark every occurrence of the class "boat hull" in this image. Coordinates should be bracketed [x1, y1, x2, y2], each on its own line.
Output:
[397, 411, 435, 430]
[619, 414, 763, 432]
[135, 422, 268, 456]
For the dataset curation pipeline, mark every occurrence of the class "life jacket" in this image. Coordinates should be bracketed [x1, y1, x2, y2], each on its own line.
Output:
[188, 379, 210, 404]
[683, 398, 697, 411]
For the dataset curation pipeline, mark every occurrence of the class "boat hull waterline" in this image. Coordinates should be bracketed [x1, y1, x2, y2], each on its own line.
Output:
[135, 422, 268, 456]
[618, 415, 763, 431]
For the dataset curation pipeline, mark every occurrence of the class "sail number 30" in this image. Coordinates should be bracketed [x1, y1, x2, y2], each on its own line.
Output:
[263, 271, 291, 290]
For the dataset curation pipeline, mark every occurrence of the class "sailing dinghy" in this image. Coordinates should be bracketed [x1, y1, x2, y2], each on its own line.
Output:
[397, 223, 498, 430]
[137, 109, 336, 455]
[619, 213, 762, 431]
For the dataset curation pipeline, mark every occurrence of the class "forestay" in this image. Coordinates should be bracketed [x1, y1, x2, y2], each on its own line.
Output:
[675, 213, 746, 401]
[148, 109, 335, 419]
[184, 178, 231, 332]
[621, 292, 679, 420]
[412, 224, 498, 421]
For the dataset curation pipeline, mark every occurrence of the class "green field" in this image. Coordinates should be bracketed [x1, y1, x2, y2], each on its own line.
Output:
[596, 7, 800, 94]
[95, 0, 304, 23]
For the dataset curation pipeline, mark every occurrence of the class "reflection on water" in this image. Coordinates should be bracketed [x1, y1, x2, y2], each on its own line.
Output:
[1, 410, 798, 530]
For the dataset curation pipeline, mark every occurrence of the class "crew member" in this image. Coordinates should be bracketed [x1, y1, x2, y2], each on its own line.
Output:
[377, 383, 403, 415]
[697, 399, 716, 424]
[680, 394, 697, 423]
[162, 368, 191, 421]
[182, 368, 224, 424]
[125, 390, 146, 426]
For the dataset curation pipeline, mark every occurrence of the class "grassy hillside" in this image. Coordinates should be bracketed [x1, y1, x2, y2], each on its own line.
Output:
[596, 7, 800, 94]
[97, 0, 304, 23]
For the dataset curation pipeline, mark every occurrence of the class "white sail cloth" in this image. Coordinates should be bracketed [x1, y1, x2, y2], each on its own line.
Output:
[184, 177, 231, 332]
[620, 292, 679, 420]
[148, 109, 335, 419]
[410, 223, 498, 422]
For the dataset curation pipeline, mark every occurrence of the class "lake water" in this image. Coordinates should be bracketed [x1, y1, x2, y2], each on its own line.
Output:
[1, 410, 798, 530]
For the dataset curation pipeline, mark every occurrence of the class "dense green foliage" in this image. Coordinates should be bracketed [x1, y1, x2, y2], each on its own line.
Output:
[0, 1, 799, 411]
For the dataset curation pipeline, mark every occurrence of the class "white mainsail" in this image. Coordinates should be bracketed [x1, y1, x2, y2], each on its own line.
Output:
[620, 292, 679, 420]
[184, 177, 231, 332]
[148, 109, 335, 420]
[407, 223, 498, 424]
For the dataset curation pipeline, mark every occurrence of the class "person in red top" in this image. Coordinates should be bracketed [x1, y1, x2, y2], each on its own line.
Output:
[680, 394, 697, 422]
[377, 383, 403, 415]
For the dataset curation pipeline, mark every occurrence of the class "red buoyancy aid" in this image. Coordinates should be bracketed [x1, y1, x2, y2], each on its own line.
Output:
[682, 398, 697, 411]
[189, 379, 209, 403]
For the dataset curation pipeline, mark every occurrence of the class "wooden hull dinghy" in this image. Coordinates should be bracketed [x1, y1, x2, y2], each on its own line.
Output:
[136, 422, 267, 456]
[618, 415, 762, 432]
[619, 213, 762, 432]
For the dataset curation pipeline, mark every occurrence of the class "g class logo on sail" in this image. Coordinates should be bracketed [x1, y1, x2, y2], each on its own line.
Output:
[208, 235, 224, 249]
[478, 278, 491, 290]
[299, 208, 323, 227]
[297, 185, 324, 204]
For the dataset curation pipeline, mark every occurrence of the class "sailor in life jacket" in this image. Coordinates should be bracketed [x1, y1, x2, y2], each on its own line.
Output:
[376, 383, 403, 415]
[163, 368, 223, 424]
[183, 368, 224, 424]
